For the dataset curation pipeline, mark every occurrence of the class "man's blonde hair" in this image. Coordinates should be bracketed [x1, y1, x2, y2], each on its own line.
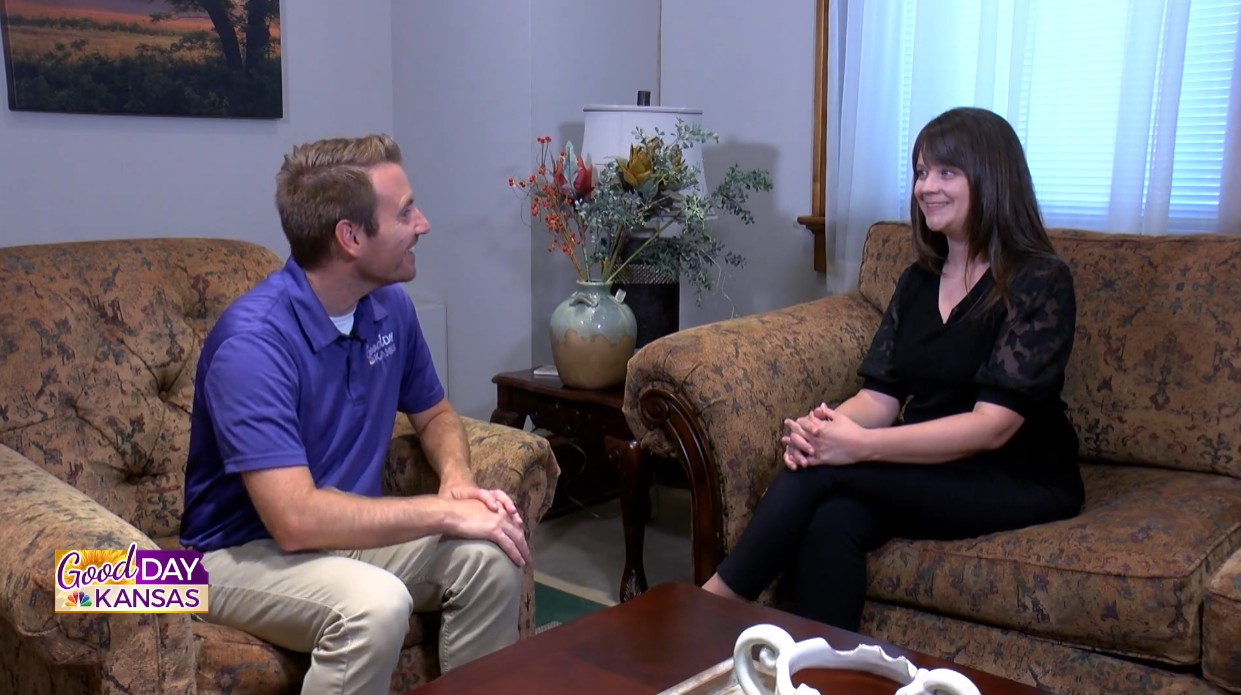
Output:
[275, 134, 403, 269]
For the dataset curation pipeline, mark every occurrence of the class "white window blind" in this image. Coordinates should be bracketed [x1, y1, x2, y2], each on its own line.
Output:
[892, 0, 1240, 234]
[1170, 0, 1240, 230]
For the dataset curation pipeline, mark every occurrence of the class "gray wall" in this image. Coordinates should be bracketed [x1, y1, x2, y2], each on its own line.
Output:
[391, 0, 536, 420]
[662, 0, 826, 328]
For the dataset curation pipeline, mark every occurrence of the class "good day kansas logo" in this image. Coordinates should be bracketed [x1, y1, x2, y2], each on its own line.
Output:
[55, 543, 209, 613]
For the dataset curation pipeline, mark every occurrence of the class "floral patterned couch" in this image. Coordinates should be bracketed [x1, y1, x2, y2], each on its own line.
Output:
[0, 238, 560, 695]
[622, 222, 1241, 695]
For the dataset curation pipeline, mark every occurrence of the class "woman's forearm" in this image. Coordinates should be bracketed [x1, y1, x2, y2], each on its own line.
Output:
[833, 389, 901, 430]
[859, 407, 1020, 464]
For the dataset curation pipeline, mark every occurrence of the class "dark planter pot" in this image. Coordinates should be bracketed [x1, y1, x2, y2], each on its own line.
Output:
[611, 236, 680, 350]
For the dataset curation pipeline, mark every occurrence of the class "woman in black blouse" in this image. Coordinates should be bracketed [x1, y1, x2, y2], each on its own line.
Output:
[702, 107, 1085, 631]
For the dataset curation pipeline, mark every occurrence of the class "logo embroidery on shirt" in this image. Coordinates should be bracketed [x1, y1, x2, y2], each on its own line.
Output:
[366, 332, 396, 365]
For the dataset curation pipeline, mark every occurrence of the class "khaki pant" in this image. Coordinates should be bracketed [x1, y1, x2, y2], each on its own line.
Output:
[200, 535, 521, 695]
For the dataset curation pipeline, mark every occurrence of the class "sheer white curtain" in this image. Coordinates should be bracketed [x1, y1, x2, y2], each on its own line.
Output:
[824, 0, 1241, 293]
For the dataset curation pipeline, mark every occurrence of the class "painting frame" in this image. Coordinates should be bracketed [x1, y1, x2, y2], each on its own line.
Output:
[0, 0, 283, 119]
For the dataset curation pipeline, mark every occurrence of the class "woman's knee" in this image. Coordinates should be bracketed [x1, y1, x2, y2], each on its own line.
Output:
[803, 496, 884, 551]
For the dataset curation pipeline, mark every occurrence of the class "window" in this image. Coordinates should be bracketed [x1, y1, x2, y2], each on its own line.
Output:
[890, 0, 1240, 233]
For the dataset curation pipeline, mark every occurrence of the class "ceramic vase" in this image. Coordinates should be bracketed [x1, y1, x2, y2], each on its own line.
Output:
[549, 281, 637, 389]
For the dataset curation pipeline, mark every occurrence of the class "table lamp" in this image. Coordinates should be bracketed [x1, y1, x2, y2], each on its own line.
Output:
[580, 91, 710, 239]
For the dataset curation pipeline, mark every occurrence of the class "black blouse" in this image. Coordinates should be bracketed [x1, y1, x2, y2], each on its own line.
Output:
[857, 255, 1080, 477]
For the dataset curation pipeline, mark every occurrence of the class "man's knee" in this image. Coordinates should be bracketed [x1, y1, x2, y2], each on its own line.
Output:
[465, 540, 522, 594]
[343, 568, 415, 639]
[201, 556, 415, 658]
[438, 541, 521, 672]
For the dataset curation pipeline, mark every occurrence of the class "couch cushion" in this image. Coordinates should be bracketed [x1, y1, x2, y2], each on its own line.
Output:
[856, 222, 916, 311]
[194, 621, 308, 695]
[861, 602, 1230, 695]
[0, 239, 285, 539]
[193, 612, 438, 695]
[1204, 549, 1241, 693]
[1053, 230, 1241, 479]
[866, 463, 1241, 665]
[857, 223, 1241, 480]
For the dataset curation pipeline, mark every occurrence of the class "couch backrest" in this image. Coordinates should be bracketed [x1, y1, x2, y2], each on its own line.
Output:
[0, 238, 284, 544]
[858, 221, 1241, 479]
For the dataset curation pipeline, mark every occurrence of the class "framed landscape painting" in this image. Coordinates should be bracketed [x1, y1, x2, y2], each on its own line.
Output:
[0, 0, 282, 118]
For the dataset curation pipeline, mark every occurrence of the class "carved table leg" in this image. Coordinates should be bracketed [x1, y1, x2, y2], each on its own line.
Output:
[607, 435, 655, 603]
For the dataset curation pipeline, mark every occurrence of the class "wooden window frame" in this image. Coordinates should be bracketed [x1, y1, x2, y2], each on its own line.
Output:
[797, 0, 829, 273]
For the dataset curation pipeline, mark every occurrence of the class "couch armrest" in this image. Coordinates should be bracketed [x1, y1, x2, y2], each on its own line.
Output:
[384, 414, 432, 496]
[0, 444, 196, 694]
[382, 416, 561, 531]
[621, 292, 882, 583]
[1205, 546, 1241, 693]
[381, 416, 560, 640]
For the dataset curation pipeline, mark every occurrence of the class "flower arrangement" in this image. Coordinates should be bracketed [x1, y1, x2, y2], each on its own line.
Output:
[508, 120, 773, 303]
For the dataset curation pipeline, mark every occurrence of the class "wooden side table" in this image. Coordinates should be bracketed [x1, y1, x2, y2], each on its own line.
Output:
[490, 369, 661, 601]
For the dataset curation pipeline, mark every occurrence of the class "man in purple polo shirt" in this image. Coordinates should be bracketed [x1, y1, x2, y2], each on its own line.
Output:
[180, 134, 529, 694]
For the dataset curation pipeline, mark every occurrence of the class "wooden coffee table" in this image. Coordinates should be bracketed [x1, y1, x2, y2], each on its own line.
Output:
[411, 582, 1057, 694]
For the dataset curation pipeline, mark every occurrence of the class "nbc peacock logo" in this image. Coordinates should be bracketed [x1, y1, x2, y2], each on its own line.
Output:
[64, 590, 91, 608]
[55, 543, 209, 614]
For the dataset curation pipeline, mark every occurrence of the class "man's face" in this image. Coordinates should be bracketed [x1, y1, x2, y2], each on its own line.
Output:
[355, 161, 430, 286]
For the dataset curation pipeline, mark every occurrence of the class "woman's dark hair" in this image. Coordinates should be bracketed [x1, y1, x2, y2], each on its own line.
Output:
[910, 107, 1057, 315]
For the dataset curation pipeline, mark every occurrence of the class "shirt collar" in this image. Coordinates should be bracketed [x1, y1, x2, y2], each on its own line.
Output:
[284, 258, 390, 352]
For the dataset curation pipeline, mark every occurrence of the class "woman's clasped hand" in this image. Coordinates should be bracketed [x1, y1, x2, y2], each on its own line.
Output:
[782, 403, 870, 469]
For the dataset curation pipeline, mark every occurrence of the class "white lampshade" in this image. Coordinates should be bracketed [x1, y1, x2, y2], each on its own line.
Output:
[580, 104, 711, 234]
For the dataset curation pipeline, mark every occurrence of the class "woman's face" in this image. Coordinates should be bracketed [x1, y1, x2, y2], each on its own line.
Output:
[914, 154, 970, 238]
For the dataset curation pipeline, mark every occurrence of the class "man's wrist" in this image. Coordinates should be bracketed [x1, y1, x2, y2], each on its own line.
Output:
[427, 496, 456, 534]
[438, 467, 474, 490]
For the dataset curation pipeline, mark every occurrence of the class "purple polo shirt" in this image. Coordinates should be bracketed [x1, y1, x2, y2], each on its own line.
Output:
[179, 258, 444, 553]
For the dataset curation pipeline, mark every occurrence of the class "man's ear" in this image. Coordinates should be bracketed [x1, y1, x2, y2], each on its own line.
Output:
[334, 219, 364, 260]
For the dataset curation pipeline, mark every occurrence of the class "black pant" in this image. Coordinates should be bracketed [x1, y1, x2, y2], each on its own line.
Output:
[715, 457, 1083, 631]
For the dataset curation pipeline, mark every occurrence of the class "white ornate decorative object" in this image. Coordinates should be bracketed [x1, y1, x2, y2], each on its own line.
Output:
[732, 625, 981, 695]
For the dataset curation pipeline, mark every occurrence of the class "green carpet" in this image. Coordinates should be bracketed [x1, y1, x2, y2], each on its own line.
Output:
[534, 581, 609, 631]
